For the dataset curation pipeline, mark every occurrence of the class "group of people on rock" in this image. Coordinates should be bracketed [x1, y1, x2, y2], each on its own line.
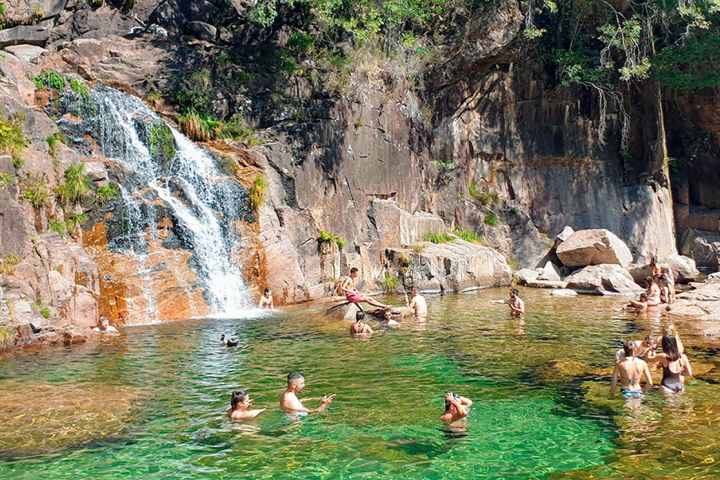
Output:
[625, 261, 676, 311]
[611, 324, 693, 399]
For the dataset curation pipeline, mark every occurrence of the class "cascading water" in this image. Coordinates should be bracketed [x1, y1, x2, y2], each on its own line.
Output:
[58, 85, 255, 318]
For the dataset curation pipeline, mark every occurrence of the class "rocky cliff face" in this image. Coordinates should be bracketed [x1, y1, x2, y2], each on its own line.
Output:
[0, 0, 708, 349]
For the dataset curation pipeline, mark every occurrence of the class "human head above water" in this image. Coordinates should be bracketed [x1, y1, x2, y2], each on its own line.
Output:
[411, 288, 419, 296]
[287, 371, 305, 391]
[350, 267, 358, 277]
[510, 288, 519, 298]
[661, 334, 681, 361]
[264, 287, 272, 295]
[622, 340, 635, 357]
[230, 390, 248, 410]
[355, 310, 365, 322]
[639, 292, 648, 301]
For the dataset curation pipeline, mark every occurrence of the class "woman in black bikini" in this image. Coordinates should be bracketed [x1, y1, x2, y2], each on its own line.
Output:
[648, 334, 693, 394]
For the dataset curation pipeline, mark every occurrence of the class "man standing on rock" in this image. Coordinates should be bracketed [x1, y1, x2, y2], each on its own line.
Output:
[490, 288, 525, 317]
[340, 267, 391, 311]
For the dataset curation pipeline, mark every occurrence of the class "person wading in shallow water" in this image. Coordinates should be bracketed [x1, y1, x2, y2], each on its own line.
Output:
[611, 340, 654, 399]
[227, 390, 265, 421]
[490, 288, 525, 317]
[340, 267, 391, 311]
[647, 334, 693, 395]
[350, 310, 374, 336]
[440, 392, 472, 423]
[280, 372, 335, 414]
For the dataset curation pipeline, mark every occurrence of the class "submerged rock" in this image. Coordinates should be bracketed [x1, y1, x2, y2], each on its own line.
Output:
[556, 229, 633, 268]
[0, 381, 143, 458]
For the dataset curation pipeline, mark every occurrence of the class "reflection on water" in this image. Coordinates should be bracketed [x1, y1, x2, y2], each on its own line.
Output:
[0, 288, 719, 479]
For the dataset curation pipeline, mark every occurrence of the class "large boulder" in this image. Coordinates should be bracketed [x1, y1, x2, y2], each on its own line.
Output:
[555, 225, 574, 246]
[565, 264, 643, 295]
[514, 268, 539, 285]
[386, 240, 512, 293]
[0, 25, 49, 49]
[680, 228, 720, 270]
[556, 229, 633, 268]
[3, 44, 47, 62]
[665, 254, 700, 283]
[537, 261, 562, 282]
[1, 0, 66, 24]
[369, 200, 446, 247]
[184, 21, 217, 42]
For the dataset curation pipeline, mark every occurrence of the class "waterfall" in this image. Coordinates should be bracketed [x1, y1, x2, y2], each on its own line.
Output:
[61, 85, 255, 318]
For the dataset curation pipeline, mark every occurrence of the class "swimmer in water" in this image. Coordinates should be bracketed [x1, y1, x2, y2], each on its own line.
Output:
[611, 340, 654, 399]
[350, 310, 374, 336]
[440, 392, 472, 423]
[227, 390, 266, 421]
[490, 288, 525, 317]
[280, 372, 335, 414]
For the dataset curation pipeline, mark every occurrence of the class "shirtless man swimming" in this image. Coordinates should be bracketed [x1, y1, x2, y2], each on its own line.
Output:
[440, 392, 473, 423]
[280, 372, 335, 414]
[490, 288, 525, 317]
[340, 268, 391, 310]
[611, 340, 654, 399]
[407, 288, 428, 318]
[227, 390, 265, 421]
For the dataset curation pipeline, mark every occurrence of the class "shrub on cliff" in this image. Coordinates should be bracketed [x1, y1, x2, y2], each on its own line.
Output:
[0, 113, 27, 166]
[57, 164, 92, 205]
[250, 176, 268, 211]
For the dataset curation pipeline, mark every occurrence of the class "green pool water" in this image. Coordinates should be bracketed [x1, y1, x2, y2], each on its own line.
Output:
[1, 288, 720, 479]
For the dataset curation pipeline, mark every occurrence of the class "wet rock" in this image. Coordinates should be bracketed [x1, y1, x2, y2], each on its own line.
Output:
[565, 264, 643, 295]
[83, 161, 108, 181]
[184, 21, 217, 42]
[556, 229, 633, 268]
[514, 268, 539, 285]
[0, 25, 50, 49]
[537, 261, 562, 282]
[0, 381, 143, 458]
[3, 44, 48, 62]
[680, 228, 720, 270]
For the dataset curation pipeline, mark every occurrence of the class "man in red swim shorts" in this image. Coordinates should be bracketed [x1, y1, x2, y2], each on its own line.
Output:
[340, 267, 391, 310]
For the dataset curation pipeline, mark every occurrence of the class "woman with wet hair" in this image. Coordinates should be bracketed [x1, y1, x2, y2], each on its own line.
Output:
[647, 334, 693, 394]
[227, 390, 266, 421]
[258, 288, 275, 310]
[440, 392, 472, 423]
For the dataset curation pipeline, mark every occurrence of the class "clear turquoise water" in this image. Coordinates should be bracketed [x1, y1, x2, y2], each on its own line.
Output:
[1, 288, 719, 479]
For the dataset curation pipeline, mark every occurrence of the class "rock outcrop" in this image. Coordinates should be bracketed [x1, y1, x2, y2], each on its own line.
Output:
[564, 264, 643, 295]
[386, 240, 512, 293]
[680, 228, 720, 270]
[556, 229, 633, 268]
[670, 281, 720, 322]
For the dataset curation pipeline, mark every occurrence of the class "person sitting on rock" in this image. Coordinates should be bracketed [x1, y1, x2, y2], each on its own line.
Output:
[490, 288, 525, 317]
[92, 316, 119, 334]
[646, 276, 662, 307]
[350, 310, 374, 336]
[340, 267, 391, 311]
[227, 390, 265, 422]
[625, 292, 649, 311]
[659, 274, 675, 306]
[440, 392, 473, 423]
[258, 287, 275, 310]
[407, 288, 428, 318]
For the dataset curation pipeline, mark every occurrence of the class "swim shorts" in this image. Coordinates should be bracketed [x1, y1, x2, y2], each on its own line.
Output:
[621, 389, 644, 399]
[347, 293, 366, 303]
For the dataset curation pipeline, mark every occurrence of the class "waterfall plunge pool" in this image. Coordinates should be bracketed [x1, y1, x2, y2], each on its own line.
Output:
[1, 288, 719, 479]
